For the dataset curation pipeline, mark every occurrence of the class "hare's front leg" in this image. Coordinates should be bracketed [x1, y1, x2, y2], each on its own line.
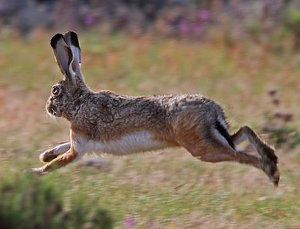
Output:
[32, 146, 80, 175]
[39, 142, 70, 163]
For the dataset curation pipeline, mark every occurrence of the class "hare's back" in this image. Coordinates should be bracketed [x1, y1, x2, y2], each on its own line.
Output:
[164, 94, 226, 123]
[112, 93, 227, 133]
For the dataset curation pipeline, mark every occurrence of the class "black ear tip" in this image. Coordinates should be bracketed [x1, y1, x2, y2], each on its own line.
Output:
[68, 31, 77, 36]
[50, 33, 64, 48]
[69, 31, 80, 48]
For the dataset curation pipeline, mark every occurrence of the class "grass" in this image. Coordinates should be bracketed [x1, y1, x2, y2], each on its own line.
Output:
[0, 31, 299, 228]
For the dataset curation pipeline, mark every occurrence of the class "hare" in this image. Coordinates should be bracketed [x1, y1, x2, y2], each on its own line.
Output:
[32, 31, 279, 186]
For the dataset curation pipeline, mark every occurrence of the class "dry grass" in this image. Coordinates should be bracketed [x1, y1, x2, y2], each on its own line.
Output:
[0, 32, 299, 228]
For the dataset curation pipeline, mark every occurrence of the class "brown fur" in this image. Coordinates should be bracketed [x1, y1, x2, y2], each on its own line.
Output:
[32, 32, 279, 186]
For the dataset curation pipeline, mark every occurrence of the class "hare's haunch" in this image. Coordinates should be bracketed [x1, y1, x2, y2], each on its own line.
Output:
[32, 31, 279, 186]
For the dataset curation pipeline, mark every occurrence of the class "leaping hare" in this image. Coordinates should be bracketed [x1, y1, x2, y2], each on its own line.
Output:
[32, 31, 279, 186]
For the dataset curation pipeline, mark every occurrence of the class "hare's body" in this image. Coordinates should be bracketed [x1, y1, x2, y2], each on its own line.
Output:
[65, 90, 227, 152]
[33, 31, 280, 186]
[66, 91, 230, 156]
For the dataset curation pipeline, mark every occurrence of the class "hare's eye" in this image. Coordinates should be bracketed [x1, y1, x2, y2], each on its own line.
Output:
[52, 86, 61, 96]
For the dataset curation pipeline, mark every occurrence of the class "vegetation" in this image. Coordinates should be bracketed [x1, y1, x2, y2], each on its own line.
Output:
[0, 32, 299, 228]
[0, 174, 113, 228]
[262, 89, 300, 149]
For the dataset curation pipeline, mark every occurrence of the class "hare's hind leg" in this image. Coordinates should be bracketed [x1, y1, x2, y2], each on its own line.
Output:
[33, 146, 80, 175]
[39, 142, 71, 163]
[232, 126, 277, 163]
[183, 139, 261, 169]
[179, 127, 278, 186]
[232, 126, 279, 186]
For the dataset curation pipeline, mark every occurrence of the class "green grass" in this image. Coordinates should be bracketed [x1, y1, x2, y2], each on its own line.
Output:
[0, 32, 299, 228]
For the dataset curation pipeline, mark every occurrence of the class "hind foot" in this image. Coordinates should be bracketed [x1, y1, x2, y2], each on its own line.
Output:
[258, 144, 279, 186]
[261, 156, 280, 187]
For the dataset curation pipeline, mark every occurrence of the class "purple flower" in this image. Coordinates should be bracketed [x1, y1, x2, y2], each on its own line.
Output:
[84, 15, 96, 26]
[124, 216, 136, 229]
[199, 10, 210, 21]
[179, 20, 190, 36]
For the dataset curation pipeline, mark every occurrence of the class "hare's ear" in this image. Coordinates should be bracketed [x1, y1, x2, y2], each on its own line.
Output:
[63, 31, 85, 83]
[50, 33, 76, 84]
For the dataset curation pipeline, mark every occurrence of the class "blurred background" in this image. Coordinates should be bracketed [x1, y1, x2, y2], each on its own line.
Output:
[0, 0, 299, 228]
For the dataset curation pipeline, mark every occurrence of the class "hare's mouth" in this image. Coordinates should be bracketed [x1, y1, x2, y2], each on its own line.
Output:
[46, 104, 62, 117]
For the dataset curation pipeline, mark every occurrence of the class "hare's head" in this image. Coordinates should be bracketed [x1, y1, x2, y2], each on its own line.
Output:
[47, 32, 87, 118]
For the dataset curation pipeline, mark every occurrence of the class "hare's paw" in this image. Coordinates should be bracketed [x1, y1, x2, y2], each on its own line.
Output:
[39, 150, 58, 163]
[39, 143, 71, 163]
[271, 169, 280, 187]
[261, 157, 280, 187]
[259, 145, 280, 187]
[31, 167, 48, 176]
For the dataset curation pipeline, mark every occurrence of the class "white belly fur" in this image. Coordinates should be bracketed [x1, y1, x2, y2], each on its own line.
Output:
[73, 131, 169, 155]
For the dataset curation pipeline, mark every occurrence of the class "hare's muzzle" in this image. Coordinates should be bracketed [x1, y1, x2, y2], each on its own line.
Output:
[46, 103, 61, 117]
